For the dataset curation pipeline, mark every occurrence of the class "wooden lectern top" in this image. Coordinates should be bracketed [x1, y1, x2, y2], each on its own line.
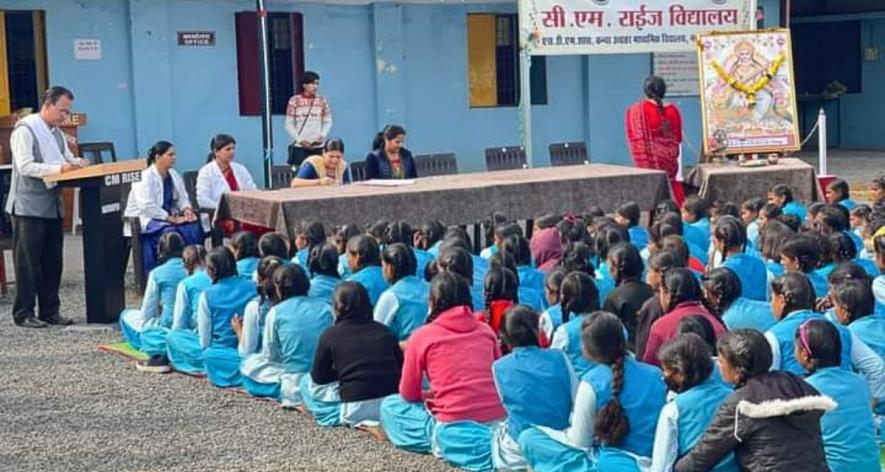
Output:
[44, 159, 146, 184]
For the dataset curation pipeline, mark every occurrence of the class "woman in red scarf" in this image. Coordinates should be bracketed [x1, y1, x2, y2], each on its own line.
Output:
[625, 76, 685, 205]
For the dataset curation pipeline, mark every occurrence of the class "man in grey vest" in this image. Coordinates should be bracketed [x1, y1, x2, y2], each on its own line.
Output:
[6, 86, 87, 328]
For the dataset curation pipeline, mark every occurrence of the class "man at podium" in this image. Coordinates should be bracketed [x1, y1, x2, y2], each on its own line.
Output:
[6, 86, 87, 328]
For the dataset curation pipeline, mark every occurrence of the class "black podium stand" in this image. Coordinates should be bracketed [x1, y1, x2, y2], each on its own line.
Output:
[45, 160, 145, 323]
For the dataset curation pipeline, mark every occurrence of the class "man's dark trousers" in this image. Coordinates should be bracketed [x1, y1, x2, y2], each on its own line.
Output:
[11, 215, 63, 323]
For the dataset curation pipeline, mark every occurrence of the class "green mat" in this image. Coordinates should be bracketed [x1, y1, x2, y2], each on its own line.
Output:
[98, 341, 149, 362]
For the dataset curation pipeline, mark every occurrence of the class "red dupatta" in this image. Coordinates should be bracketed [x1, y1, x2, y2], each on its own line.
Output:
[626, 100, 685, 204]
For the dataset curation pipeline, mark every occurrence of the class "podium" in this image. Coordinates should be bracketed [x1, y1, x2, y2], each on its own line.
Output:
[45, 160, 145, 323]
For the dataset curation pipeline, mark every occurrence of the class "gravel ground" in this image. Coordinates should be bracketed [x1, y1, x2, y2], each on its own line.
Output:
[0, 236, 453, 472]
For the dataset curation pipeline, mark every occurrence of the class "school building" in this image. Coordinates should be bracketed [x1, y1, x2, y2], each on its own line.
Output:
[0, 0, 882, 181]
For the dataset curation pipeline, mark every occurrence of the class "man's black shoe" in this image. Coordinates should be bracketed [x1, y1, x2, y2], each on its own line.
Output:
[38, 315, 74, 326]
[14, 317, 48, 328]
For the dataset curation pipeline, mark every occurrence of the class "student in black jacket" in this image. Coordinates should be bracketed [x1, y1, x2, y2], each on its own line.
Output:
[603, 242, 655, 349]
[301, 281, 404, 427]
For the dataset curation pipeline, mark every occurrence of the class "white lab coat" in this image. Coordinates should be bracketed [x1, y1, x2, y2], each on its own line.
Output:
[123, 165, 191, 235]
[195, 160, 256, 209]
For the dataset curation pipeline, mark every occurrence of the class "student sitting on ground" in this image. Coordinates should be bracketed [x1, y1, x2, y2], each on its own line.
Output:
[380, 272, 505, 471]
[832, 278, 885, 360]
[166, 247, 256, 382]
[344, 234, 388, 305]
[258, 231, 289, 260]
[551, 271, 601, 377]
[491, 305, 576, 470]
[797, 320, 879, 472]
[333, 224, 361, 278]
[538, 267, 567, 347]
[651, 333, 737, 472]
[741, 197, 765, 252]
[603, 242, 655, 350]
[673, 329, 832, 471]
[635, 250, 685, 359]
[615, 201, 649, 251]
[439, 243, 485, 310]
[477, 266, 520, 348]
[520, 313, 667, 471]
[779, 234, 829, 297]
[385, 220, 433, 280]
[826, 178, 857, 210]
[240, 264, 334, 404]
[291, 220, 325, 268]
[504, 234, 547, 307]
[828, 231, 879, 278]
[701, 267, 775, 332]
[233, 256, 284, 358]
[713, 215, 768, 301]
[530, 226, 564, 273]
[307, 243, 342, 302]
[120, 232, 188, 371]
[642, 268, 725, 366]
[768, 183, 807, 223]
[230, 231, 260, 279]
[765, 272, 885, 402]
[170, 245, 210, 333]
[680, 196, 711, 262]
[301, 282, 402, 427]
[374, 243, 430, 342]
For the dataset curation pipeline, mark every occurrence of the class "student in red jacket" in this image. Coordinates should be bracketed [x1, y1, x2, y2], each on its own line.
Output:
[380, 272, 505, 471]
[642, 268, 726, 366]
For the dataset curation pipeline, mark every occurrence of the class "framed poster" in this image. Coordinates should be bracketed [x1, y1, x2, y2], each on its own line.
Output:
[697, 29, 800, 155]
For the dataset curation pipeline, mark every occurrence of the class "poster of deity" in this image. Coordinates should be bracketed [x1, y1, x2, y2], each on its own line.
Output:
[697, 29, 800, 155]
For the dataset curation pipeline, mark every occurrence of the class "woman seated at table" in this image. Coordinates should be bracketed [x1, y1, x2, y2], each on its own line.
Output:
[290, 138, 350, 187]
[195, 134, 259, 235]
[124, 140, 203, 275]
[364, 125, 417, 180]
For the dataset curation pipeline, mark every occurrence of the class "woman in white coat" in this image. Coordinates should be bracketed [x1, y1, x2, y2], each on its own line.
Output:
[196, 134, 260, 235]
[124, 140, 203, 275]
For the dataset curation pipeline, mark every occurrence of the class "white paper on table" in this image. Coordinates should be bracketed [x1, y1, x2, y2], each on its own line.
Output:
[359, 179, 417, 187]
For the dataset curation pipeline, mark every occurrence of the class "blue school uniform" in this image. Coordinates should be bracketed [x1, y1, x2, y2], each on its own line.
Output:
[170, 269, 212, 332]
[480, 244, 498, 260]
[473, 255, 489, 290]
[722, 297, 776, 332]
[166, 275, 255, 381]
[238, 297, 271, 357]
[237, 257, 259, 279]
[628, 226, 649, 251]
[782, 201, 807, 222]
[652, 378, 738, 472]
[856, 258, 880, 279]
[427, 240, 443, 257]
[414, 248, 434, 281]
[683, 218, 711, 256]
[595, 262, 616, 303]
[806, 367, 879, 472]
[518, 358, 666, 471]
[540, 304, 564, 342]
[837, 198, 858, 211]
[722, 253, 769, 301]
[552, 314, 596, 377]
[518, 265, 546, 295]
[337, 253, 352, 278]
[291, 248, 309, 268]
[746, 220, 760, 249]
[374, 276, 430, 341]
[240, 296, 334, 405]
[308, 274, 340, 302]
[848, 315, 885, 361]
[492, 347, 574, 470]
[346, 265, 389, 305]
[806, 270, 830, 299]
[119, 257, 187, 354]
[517, 431, 642, 472]
[766, 310, 852, 375]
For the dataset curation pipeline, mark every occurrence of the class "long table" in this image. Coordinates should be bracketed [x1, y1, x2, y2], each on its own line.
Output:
[216, 164, 672, 239]
[684, 158, 824, 205]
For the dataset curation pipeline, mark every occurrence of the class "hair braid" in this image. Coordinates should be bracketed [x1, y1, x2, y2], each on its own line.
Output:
[594, 355, 630, 446]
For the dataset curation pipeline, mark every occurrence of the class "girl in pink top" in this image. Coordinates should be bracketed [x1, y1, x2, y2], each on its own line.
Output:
[380, 272, 505, 471]
[642, 268, 726, 366]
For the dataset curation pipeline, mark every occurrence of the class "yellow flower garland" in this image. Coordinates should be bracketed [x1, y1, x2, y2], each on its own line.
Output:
[711, 53, 785, 107]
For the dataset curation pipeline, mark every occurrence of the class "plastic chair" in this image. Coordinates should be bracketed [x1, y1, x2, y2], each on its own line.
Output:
[484, 146, 527, 171]
[415, 154, 458, 177]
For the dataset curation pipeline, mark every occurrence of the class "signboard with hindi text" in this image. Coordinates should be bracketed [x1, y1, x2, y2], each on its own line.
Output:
[653, 52, 699, 96]
[520, 0, 756, 55]
[697, 29, 800, 155]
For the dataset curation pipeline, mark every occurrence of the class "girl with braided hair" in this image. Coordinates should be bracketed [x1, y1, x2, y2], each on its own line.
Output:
[307, 243, 341, 302]
[625, 75, 685, 205]
[765, 272, 885, 405]
[674, 329, 832, 471]
[827, 231, 879, 278]
[779, 234, 829, 298]
[797, 320, 879, 471]
[538, 267, 567, 347]
[551, 271, 601, 377]
[477, 266, 519, 348]
[520, 312, 667, 471]
[373, 243, 429, 342]
[380, 272, 505, 471]
[344, 234, 388, 305]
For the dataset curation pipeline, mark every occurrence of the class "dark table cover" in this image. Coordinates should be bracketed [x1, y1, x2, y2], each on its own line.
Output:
[684, 158, 823, 205]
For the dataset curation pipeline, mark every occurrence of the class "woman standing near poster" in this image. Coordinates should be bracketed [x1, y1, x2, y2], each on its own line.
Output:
[625, 76, 685, 205]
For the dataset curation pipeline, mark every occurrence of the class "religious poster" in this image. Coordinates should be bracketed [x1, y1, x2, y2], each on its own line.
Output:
[697, 29, 800, 155]
[519, 0, 756, 55]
